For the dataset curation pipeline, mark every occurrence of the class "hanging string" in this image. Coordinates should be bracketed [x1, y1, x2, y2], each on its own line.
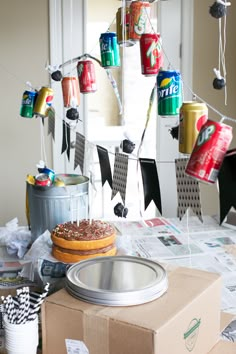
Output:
[40, 118, 47, 165]
[222, 13, 228, 105]
[218, 17, 228, 105]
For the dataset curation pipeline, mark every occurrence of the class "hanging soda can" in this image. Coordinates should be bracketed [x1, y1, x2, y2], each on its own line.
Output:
[179, 102, 208, 154]
[140, 33, 163, 76]
[129, 1, 151, 42]
[61, 77, 80, 107]
[116, 6, 134, 47]
[77, 60, 97, 94]
[20, 90, 38, 118]
[33, 87, 54, 117]
[157, 70, 182, 116]
[99, 32, 120, 68]
[185, 120, 232, 184]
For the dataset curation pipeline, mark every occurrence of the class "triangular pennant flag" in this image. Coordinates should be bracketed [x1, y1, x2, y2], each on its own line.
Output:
[47, 107, 55, 141]
[97, 145, 113, 189]
[139, 158, 162, 214]
[111, 153, 128, 204]
[175, 158, 203, 222]
[61, 119, 67, 154]
[218, 149, 236, 224]
[61, 120, 70, 161]
[66, 123, 70, 161]
[74, 132, 85, 173]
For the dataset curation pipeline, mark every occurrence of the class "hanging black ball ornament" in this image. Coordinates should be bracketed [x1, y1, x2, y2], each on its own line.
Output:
[51, 70, 63, 81]
[213, 77, 226, 90]
[66, 108, 79, 121]
[169, 125, 179, 140]
[209, 2, 227, 19]
[120, 139, 135, 154]
[114, 203, 128, 218]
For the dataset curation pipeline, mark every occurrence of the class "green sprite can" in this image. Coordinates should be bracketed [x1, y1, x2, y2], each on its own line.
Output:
[20, 90, 37, 118]
[156, 70, 182, 116]
[99, 32, 120, 68]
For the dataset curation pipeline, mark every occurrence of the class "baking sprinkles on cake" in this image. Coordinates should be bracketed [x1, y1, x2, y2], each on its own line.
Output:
[51, 219, 117, 263]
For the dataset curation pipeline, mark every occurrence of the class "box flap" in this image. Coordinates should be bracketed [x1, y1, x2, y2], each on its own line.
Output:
[208, 340, 236, 353]
[220, 312, 236, 332]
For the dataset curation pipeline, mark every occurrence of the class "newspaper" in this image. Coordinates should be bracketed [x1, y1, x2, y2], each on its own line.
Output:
[116, 215, 236, 316]
[0, 246, 35, 289]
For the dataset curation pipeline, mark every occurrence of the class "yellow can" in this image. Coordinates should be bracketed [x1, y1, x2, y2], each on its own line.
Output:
[179, 102, 208, 154]
[33, 87, 54, 117]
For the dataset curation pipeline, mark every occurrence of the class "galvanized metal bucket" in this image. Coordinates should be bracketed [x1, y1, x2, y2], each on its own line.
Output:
[27, 174, 89, 242]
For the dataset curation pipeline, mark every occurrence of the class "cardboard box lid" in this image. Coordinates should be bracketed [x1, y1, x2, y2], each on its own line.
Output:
[45, 266, 221, 332]
[208, 340, 236, 353]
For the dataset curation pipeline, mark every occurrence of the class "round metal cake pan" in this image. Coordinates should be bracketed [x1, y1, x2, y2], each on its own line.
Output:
[66, 281, 168, 306]
[65, 256, 168, 306]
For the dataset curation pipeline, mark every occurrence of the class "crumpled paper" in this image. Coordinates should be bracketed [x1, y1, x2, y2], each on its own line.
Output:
[0, 218, 31, 258]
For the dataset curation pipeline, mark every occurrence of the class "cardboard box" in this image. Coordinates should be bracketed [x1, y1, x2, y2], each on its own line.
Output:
[42, 267, 222, 354]
[208, 340, 236, 353]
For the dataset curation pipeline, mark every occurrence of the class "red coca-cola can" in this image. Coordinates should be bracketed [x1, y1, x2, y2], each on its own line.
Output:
[140, 33, 163, 76]
[61, 77, 80, 107]
[77, 60, 97, 94]
[185, 120, 232, 184]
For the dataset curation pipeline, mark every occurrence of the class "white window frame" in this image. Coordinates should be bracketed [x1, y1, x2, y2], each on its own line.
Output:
[49, 0, 193, 217]
[49, 0, 87, 173]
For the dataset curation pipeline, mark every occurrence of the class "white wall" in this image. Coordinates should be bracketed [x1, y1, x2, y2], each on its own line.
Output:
[0, 0, 51, 225]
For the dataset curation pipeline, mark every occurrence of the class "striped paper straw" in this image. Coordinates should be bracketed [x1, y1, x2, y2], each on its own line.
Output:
[27, 283, 50, 321]
[23, 287, 30, 324]
[4, 295, 17, 324]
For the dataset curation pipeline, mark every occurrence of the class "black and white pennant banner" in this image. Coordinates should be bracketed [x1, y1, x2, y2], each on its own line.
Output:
[97, 145, 113, 189]
[111, 153, 128, 204]
[47, 107, 55, 141]
[175, 158, 203, 222]
[61, 119, 71, 160]
[139, 158, 162, 214]
[74, 132, 85, 174]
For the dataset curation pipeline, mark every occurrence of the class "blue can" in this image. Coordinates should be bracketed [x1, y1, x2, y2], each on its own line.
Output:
[99, 32, 120, 68]
[156, 70, 182, 116]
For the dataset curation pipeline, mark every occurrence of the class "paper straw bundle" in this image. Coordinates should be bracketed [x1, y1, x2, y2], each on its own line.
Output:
[1, 282, 50, 324]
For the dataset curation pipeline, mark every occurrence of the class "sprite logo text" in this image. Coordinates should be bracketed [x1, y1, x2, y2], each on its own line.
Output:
[23, 97, 32, 106]
[101, 40, 111, 53]
[197, 125, 215, 147]
[158, 83, 179, 99]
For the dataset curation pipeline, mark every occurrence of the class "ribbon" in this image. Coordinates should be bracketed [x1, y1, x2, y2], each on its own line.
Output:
[139, 158, 162, 214]
[97, 145, 113, 189]
[61, 120, 71, 161]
